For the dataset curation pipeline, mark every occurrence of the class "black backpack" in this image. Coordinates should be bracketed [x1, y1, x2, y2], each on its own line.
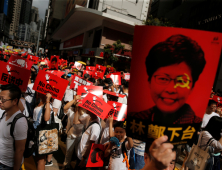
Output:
[25, 87, 36, 118]
[0, 112, 37, 158]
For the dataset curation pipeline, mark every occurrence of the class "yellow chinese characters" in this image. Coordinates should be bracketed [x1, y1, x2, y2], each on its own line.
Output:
[148, 124, 166, 139]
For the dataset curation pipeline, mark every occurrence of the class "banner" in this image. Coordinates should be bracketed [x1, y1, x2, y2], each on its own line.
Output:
[103, 90, 126, 98]
[47, 70, 64, 78]
[8, 55, 33, 70]
[33, 70, 69, 100]
[106, 74, 121, 85]
[27, 55, 38, 64]
[86, 144, 104, 168]
[108, 67, 114, 73]
[49, 55, 59, 70]
[0, 61, 31, 91]
[83, 70, 93, 77]
[106, 101, 127, 121]
[79, 93, 112, 120]
[124, 73, 130, 81]
[70, 75, 93, 91]
[126, 26, 222, 145]
[77, 86, 103, 99]
[86, 66, 96, 71]
[92, 71, 104, 79]
[96, 64, 106, 73]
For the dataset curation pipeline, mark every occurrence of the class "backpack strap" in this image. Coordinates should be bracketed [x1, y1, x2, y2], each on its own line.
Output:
[84, 121, 101, 132]
[121, 138, 128, 158]
[0, 111, 6, 120]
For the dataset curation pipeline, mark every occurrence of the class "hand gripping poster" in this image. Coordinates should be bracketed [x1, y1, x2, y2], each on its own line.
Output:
[126, 26, 222, 145]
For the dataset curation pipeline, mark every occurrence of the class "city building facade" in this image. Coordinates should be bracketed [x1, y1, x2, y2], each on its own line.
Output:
[18, 23, 30, 41]
[30, 6, 39, 23]
[19, 0, 32, 25]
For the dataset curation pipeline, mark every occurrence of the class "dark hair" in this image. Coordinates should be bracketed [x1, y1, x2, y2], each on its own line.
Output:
[78, 71, 83, 77]
[90, 148, 103, 163]
[1, 84, 21, 104]
[97, 78, 103, 86]
[203, 116, 222, 140]
[84, 73, 90, 79]
[113, 121, 127, 130]
[121, 79, 129, 89]
[51, 57, 57, 63]
[208, 99, 217, 106]
[145, 34, 206, 87]
[104, 78, 113, 86]
[88, 77, 96, 84]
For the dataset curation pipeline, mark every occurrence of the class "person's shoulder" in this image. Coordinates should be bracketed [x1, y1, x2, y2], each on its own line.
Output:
[129, 107, 155, 119]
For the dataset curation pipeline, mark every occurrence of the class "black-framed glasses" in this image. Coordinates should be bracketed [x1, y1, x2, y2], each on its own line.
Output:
[0, 97, 14, 103]
[154, 75, 192, 86]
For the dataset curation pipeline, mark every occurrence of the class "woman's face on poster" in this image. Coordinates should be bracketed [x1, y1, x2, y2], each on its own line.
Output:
[149, 62, 193, 114]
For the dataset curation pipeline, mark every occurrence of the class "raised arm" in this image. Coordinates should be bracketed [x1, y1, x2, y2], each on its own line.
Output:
[44, 93, 52, 121]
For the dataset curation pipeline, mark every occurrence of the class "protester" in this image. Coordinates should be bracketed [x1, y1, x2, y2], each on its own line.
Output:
[33, 92, 53, 169]
[75, 103, 101, 170]
[201, 100, 218, 128]
[200, 116, 222, 170]
[0, 84, 28, 170]
[104, 121, 134, 170]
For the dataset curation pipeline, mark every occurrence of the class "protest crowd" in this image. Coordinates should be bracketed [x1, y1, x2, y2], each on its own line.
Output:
[1, 28, 222, 170]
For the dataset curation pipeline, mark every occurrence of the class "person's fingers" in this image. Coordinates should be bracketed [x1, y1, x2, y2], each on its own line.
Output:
[150, 135, 168, 151]
[157, 142, 174, 153]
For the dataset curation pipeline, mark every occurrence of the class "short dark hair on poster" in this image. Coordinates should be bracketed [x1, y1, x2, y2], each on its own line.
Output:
[145, 34, 206, 87]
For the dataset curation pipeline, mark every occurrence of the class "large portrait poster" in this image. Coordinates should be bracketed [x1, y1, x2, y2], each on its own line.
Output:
[126, 26, 222, 145]
[49, 55, 59, 70]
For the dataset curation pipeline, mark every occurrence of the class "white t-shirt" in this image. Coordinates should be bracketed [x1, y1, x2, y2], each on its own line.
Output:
[0, 110, 28, 167]
[33, 104, 53, 124]
[201, 112, 219, 128]
[66, 108, 89, 139]
[77, 117, 101, 160]
[103, 94, 108, 103]
[52, 99, 62, 116]
[64, 86, 74, 102]
[20, 98, 29, 117]
[109, 140, 131, 170]
[24, 83, 35, 103]
[0, 109, 4, 118]
[118, 93, 128, 105]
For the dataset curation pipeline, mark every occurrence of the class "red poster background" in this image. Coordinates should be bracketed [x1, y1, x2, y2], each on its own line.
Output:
[47, 70, 64, 78]
[86, 66, 96, 71]
[49, 55, 59, 70]
[86, 144, 104, 167]
[27, 55, 38, 64]
[70, 75, 93, 91]
[92, 71, 104, 79]
[0, 61, 31, 91]
[106, 101, 127, 121]
[128, 26, 222, 119]
[79, 93, 112, 120]
[124, 73, 130, 81]
[106, 74, 121, 85]
[77, 86, 103, 99]
[33, 70, 69, 100]
[8, 55, 33, 70]
[83, 70, 93, 77]
[96, 64, 106, 73]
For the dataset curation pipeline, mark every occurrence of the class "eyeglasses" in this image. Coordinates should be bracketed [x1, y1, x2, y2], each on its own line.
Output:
[154, 74, 192, 87]
[0, 97, 14, 103]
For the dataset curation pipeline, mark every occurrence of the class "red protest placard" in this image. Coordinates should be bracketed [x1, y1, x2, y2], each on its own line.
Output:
[83, 70, 93, 77]
[70, 75, 93, 91]
[27, 55, 38, 64]
[77, 86, 103, 99]
[49, 55, 59, 70]
[103, 90, 126, 98]
[106, 101, 127, 121]
[8, 55, 33, 70]
[73, 62, 82, 70]
[86, 144, 104, 168]
[92, 71, 104, 79]
[96, 64, 106, 73]
[126, 25, 222, 144]
[108, 67, 114, 73]
[86, 66, 96, 71]
[124, 73, 130, 81]
[79, 93, 112, 120]
[33, 70, 69, 100]
[0, 61, 31, 91]
[47, 70, 64, 78]
[106, 74, 121, 85]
